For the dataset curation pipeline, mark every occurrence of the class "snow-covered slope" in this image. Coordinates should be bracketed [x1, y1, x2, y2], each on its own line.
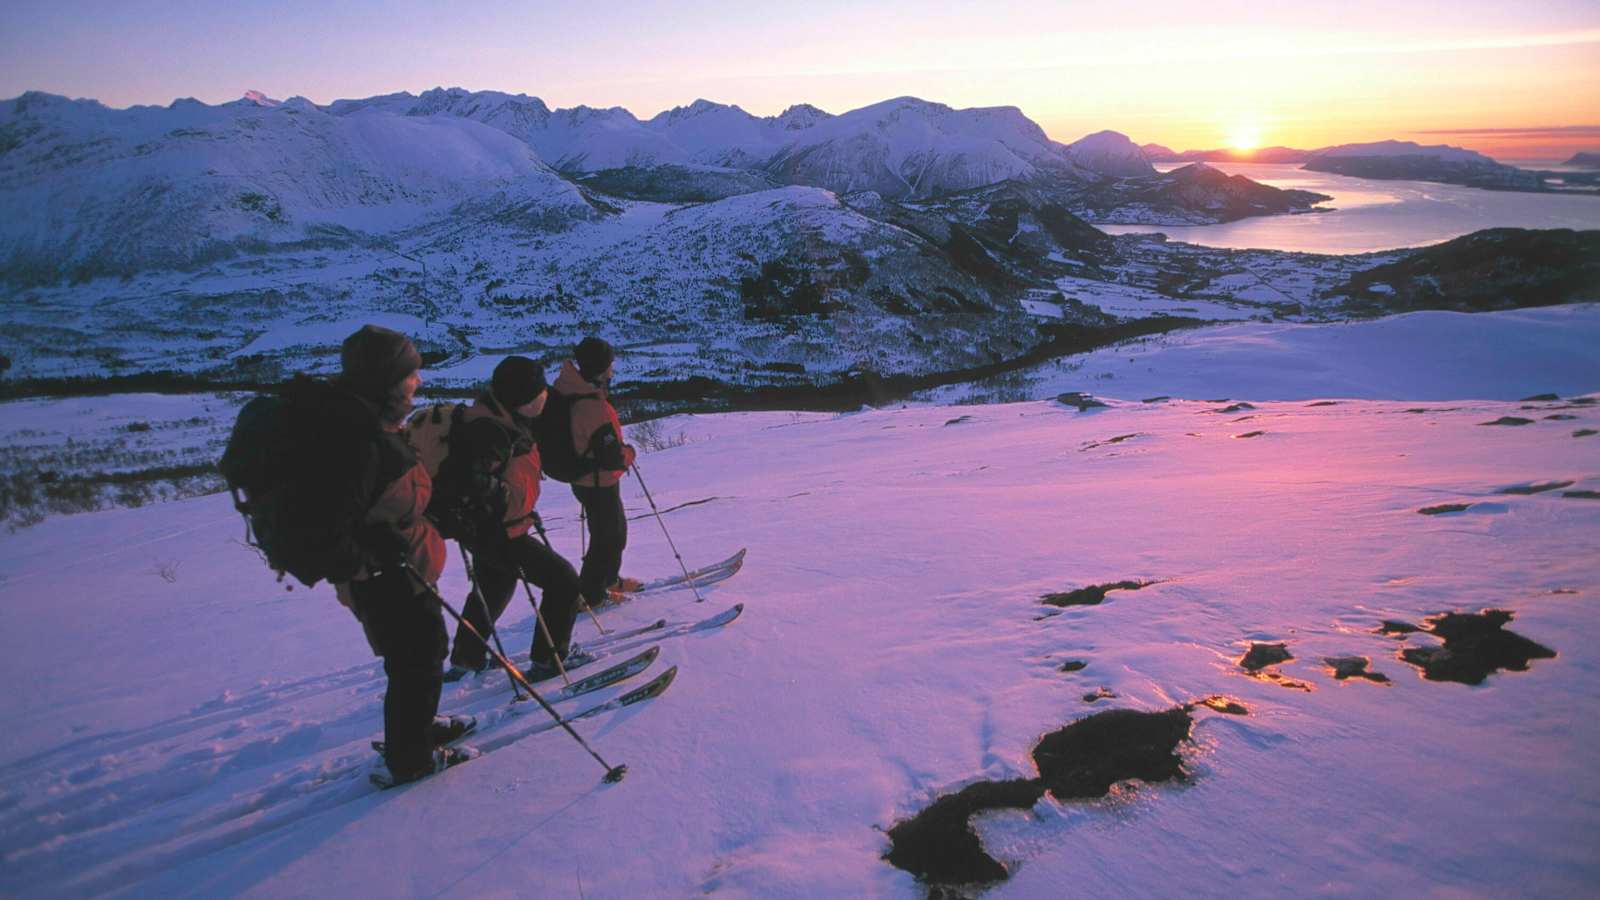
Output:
[763, 96, 1087, 199]
[1062, 130, 1155, 178]
[0, 91, 595, 282]
[1, 335, 1596, 895]
[922, 304, 1600, 405]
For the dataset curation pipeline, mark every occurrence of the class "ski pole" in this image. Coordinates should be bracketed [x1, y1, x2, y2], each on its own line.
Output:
[399, 562, 628, 783]
[533, 512, 608, 636]
[518, 576, 571, 687]
[459, 544, 525, 701]
[629, 462, 705, 603]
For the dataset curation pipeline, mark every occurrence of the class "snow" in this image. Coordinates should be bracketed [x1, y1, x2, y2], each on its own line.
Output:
[1, 310, 1598, 896]
[231, 313, 428, 357]
[922, 304, 1600, 405]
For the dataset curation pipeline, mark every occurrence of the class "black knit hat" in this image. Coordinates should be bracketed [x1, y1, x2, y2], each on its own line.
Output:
[491, 355, 547, 409]
[340, 324, 421, 400]
[575, 336, 614, 381]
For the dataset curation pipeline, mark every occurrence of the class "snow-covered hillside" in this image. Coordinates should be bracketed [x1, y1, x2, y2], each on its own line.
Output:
[1, 315, 1597, 894]
[0, 91, 595, 282]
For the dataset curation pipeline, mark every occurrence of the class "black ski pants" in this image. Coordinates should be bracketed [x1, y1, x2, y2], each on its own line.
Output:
[451, 533, 584, 669]
[350, 568, 447, 779]
[572, 482, 627, 606]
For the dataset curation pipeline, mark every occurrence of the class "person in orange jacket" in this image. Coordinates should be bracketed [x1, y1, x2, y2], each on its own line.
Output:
[551, 337, 640, 606]
[440, 356, 588, 683]
[329, 324, 469, 784]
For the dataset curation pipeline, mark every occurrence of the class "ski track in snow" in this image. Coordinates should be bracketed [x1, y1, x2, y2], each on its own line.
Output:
[1, 339, 1599, 895]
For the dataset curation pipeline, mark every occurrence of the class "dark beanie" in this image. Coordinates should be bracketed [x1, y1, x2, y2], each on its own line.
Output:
[491, 355, 547, 408]
[575, 336, 614, 380]
[340, 324, 422, 400]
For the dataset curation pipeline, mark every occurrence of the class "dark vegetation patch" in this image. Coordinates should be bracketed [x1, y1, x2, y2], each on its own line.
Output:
[1575, 429, 1598, 438]
[1562, 490, 1600, 500]
[1239, 643, 1292, 671]
[1234, 430, 1265, 439]
[1397, 609, 1557, 685]
[1055, 391, 1108, 411]
[884, 708, 1192, 894]
[1497, 480, 1575, 495]
[1334, 228, 1600, 314]
[1324, 656, 1390, 683]
[1418, 503, 1472, 515]
[1041, 580, 1152, 607]
[1479, 417, 1535, 426]
[1058, 660, 1087, 672]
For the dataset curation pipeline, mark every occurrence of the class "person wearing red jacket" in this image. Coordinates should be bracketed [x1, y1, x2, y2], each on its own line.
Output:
[330, 324, 469, 785]
[552, 337, 640, 607]
[442, 356, 588, 683]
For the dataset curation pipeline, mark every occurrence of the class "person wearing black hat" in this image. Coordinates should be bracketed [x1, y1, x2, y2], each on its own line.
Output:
[441, 356, 589, 682]
[330, 325, 475, 784]
[550, 337, 641, 608]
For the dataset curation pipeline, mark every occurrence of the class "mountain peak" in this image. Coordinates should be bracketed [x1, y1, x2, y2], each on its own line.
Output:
[241, 90, 280, 107]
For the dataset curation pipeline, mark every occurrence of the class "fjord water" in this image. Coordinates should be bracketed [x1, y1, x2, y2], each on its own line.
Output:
[1099, 162, 1600, 253]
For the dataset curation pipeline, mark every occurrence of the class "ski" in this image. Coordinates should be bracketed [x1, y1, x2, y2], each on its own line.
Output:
[588, 603, 744, 660]
[544, 645, 660, 700]
[475, 666, 678, 754]
[585, 617, 668, 650]
[631, 548, 747, 595]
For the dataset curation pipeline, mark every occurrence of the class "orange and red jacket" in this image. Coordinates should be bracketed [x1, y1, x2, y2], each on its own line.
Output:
[552, 360, 636, 488]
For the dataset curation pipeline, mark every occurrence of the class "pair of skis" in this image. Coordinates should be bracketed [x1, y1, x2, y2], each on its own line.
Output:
[373, 600, 745, 788]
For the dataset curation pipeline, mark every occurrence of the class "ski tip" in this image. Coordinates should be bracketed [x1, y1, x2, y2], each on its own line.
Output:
[641, 644, 661, 663]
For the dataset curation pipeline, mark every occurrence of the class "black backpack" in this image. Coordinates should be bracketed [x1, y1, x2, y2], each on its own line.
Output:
[218, 376, 395, 587]
[426, 414, 524, 545]
[533, 390, 599, 484]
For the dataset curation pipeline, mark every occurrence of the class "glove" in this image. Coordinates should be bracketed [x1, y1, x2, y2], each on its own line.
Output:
[355, 522, 411, 574]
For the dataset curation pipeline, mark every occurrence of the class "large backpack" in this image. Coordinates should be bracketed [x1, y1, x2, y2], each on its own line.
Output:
[533, 390, 599, 484]
[218, 376, 390, 587]
[405, 402, 468, 479]
[426, 415, 525, 545]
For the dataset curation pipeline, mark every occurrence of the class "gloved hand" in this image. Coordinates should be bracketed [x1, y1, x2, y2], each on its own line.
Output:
[356, 522, 411, 574]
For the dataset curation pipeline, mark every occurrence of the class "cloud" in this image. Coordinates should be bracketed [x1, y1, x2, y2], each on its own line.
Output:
[1414, 126, 1600, 137]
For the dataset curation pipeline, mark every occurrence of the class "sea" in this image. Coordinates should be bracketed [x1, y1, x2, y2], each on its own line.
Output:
[1097, 162, 1600, 254]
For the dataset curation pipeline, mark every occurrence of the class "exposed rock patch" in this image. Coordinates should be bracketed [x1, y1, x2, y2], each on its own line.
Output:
[1141, 395, 1170, 403]
[1497, 480, 1575, 495]
[1575, 429, 1598, 438]
[1419, 503, 1472, 515]
[1055, 392, 1108, 411]
[1324, 656, 1390, 683]
[1479, 417, 1535, 426]
[1213, 402, 1256, 413]
[1197, 695, 1249, 715]
[1234, 430, 1265, 439]
[1520, 393, 1560, 402]
[1562, 490, 1600, 500]
[884, 708, 1193, 894]
[943, 415, 975, 426]
[1544, 414, 1578, 421]
[1397, 609, 1557, 685]
[1041, 580, 1153, 607]
[1377, 620, 1421, 637]
[1058, 660, 1087, 673]
[1307, 401, 1339, 407]
[1240, 643, 1292, 671]
[1082, 687, 1117, 703]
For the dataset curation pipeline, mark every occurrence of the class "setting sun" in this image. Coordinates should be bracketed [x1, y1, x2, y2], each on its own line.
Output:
[1228, 126, 1263, 152]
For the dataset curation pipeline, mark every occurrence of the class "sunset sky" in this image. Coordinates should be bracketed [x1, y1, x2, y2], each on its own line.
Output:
[3, 0, 1597, 160]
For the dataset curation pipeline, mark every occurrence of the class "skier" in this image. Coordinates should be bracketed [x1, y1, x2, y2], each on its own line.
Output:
[439, 356, 591, 683]
[552, 337, 642, 606]
[329, 325, 473, 784]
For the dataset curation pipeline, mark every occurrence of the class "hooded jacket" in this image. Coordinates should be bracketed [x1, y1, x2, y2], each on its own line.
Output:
[552, 360, 635, 488]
